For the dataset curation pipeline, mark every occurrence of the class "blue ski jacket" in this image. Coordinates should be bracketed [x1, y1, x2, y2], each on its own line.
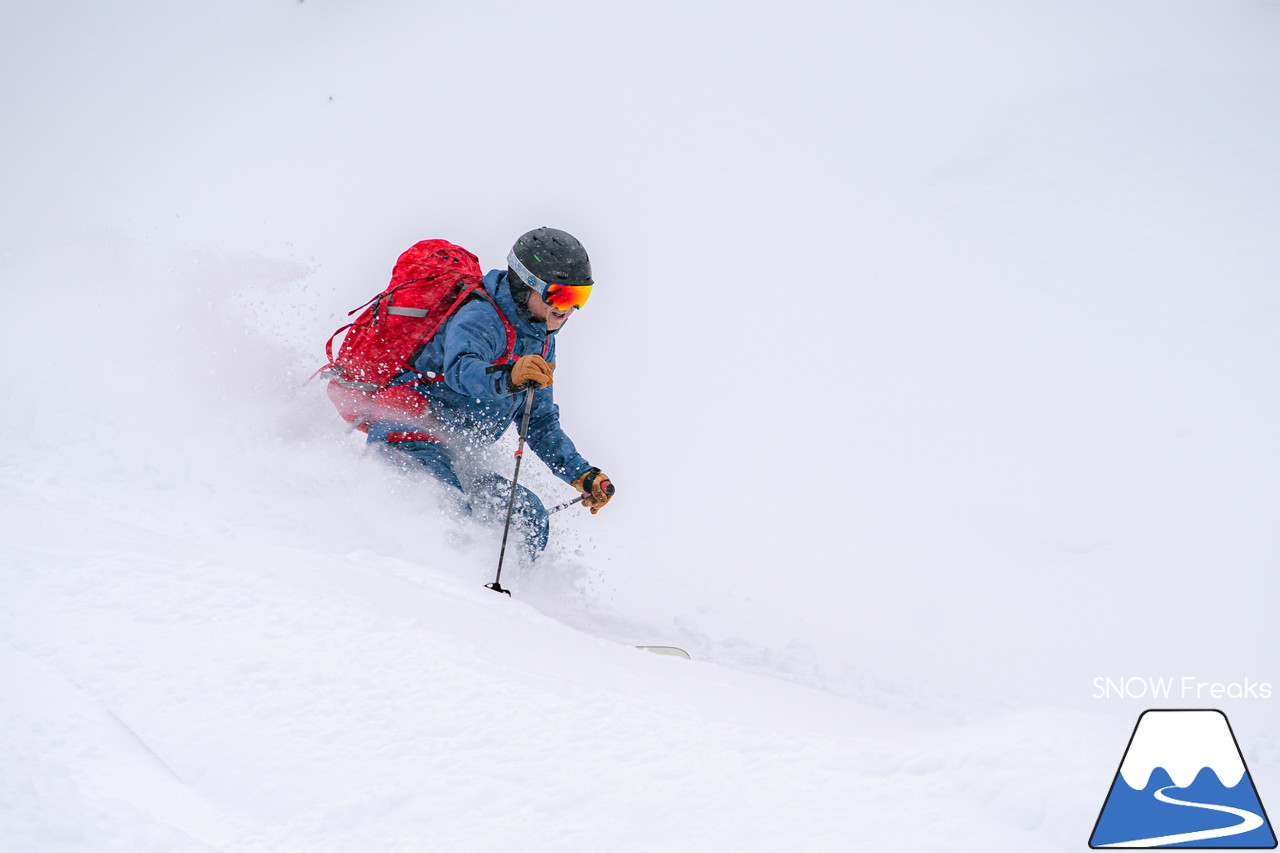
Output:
[402, 269, 592, 484]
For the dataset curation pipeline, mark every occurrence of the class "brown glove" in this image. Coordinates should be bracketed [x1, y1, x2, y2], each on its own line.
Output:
[508, 354, 555, 391]
[572, 468, 615, 515]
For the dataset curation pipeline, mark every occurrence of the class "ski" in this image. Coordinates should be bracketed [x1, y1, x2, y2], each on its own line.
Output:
[635, 646, 691, 660]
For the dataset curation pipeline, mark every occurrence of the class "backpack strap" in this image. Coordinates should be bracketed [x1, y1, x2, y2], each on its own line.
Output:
[398, 280, 519, 392]
[491, 303, 518, 365]
[467, 287, 518, 366]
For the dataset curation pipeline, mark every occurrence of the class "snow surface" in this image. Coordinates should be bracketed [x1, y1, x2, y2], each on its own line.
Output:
[3, 1, 1280, 850]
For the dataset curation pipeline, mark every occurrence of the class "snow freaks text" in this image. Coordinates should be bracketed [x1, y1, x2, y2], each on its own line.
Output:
[1092, 676, 1274, 701]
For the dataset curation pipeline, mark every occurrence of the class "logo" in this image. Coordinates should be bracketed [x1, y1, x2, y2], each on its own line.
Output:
[1090, 709, 1276, 848]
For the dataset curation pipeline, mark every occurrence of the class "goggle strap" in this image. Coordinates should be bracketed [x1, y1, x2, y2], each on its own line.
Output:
[507, 249, 549, 297]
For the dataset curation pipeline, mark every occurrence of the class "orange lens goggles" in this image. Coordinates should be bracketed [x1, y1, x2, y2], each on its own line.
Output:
[543, 282, 593, 311]
[508, 248, 593, 311]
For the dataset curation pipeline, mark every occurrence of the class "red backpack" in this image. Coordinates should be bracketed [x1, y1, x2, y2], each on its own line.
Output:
[322, 239, 515, 431]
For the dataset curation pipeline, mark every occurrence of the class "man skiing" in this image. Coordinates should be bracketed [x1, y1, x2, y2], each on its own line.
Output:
[362, 227, 614, 559]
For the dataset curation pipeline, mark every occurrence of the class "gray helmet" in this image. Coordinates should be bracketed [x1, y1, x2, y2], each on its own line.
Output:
[509, 227, 593, 286]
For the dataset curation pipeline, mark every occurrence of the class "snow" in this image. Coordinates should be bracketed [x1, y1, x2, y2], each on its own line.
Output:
[3, 1, 1280, 850]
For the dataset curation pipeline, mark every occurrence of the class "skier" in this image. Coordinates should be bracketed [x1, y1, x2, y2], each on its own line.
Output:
[363, 227, 614, 559]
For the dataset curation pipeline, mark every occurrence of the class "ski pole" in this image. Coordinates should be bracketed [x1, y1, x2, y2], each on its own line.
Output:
[486, 385, 537, 596]
[547, 494, 586, 515]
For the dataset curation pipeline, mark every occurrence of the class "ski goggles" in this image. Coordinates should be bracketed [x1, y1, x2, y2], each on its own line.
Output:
[507, 249, 593, 311]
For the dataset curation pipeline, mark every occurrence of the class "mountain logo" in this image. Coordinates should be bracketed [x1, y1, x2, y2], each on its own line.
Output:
[1090, 709, 1276, 848]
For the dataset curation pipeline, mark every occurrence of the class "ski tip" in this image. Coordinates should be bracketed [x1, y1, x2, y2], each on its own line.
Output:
[635, 645, 691, 660]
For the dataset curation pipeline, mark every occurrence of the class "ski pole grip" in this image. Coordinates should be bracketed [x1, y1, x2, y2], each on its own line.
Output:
[581, 470, 614, 500]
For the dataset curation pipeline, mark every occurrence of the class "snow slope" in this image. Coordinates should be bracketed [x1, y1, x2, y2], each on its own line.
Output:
[3, 1, 1280, 850]
[0, 475, 1107, 852]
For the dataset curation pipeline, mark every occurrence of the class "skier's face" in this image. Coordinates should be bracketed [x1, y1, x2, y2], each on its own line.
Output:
[526, 288, 575, 331]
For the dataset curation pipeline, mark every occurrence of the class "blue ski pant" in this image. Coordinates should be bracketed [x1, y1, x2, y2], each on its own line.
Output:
[366, 424, 549, 560]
